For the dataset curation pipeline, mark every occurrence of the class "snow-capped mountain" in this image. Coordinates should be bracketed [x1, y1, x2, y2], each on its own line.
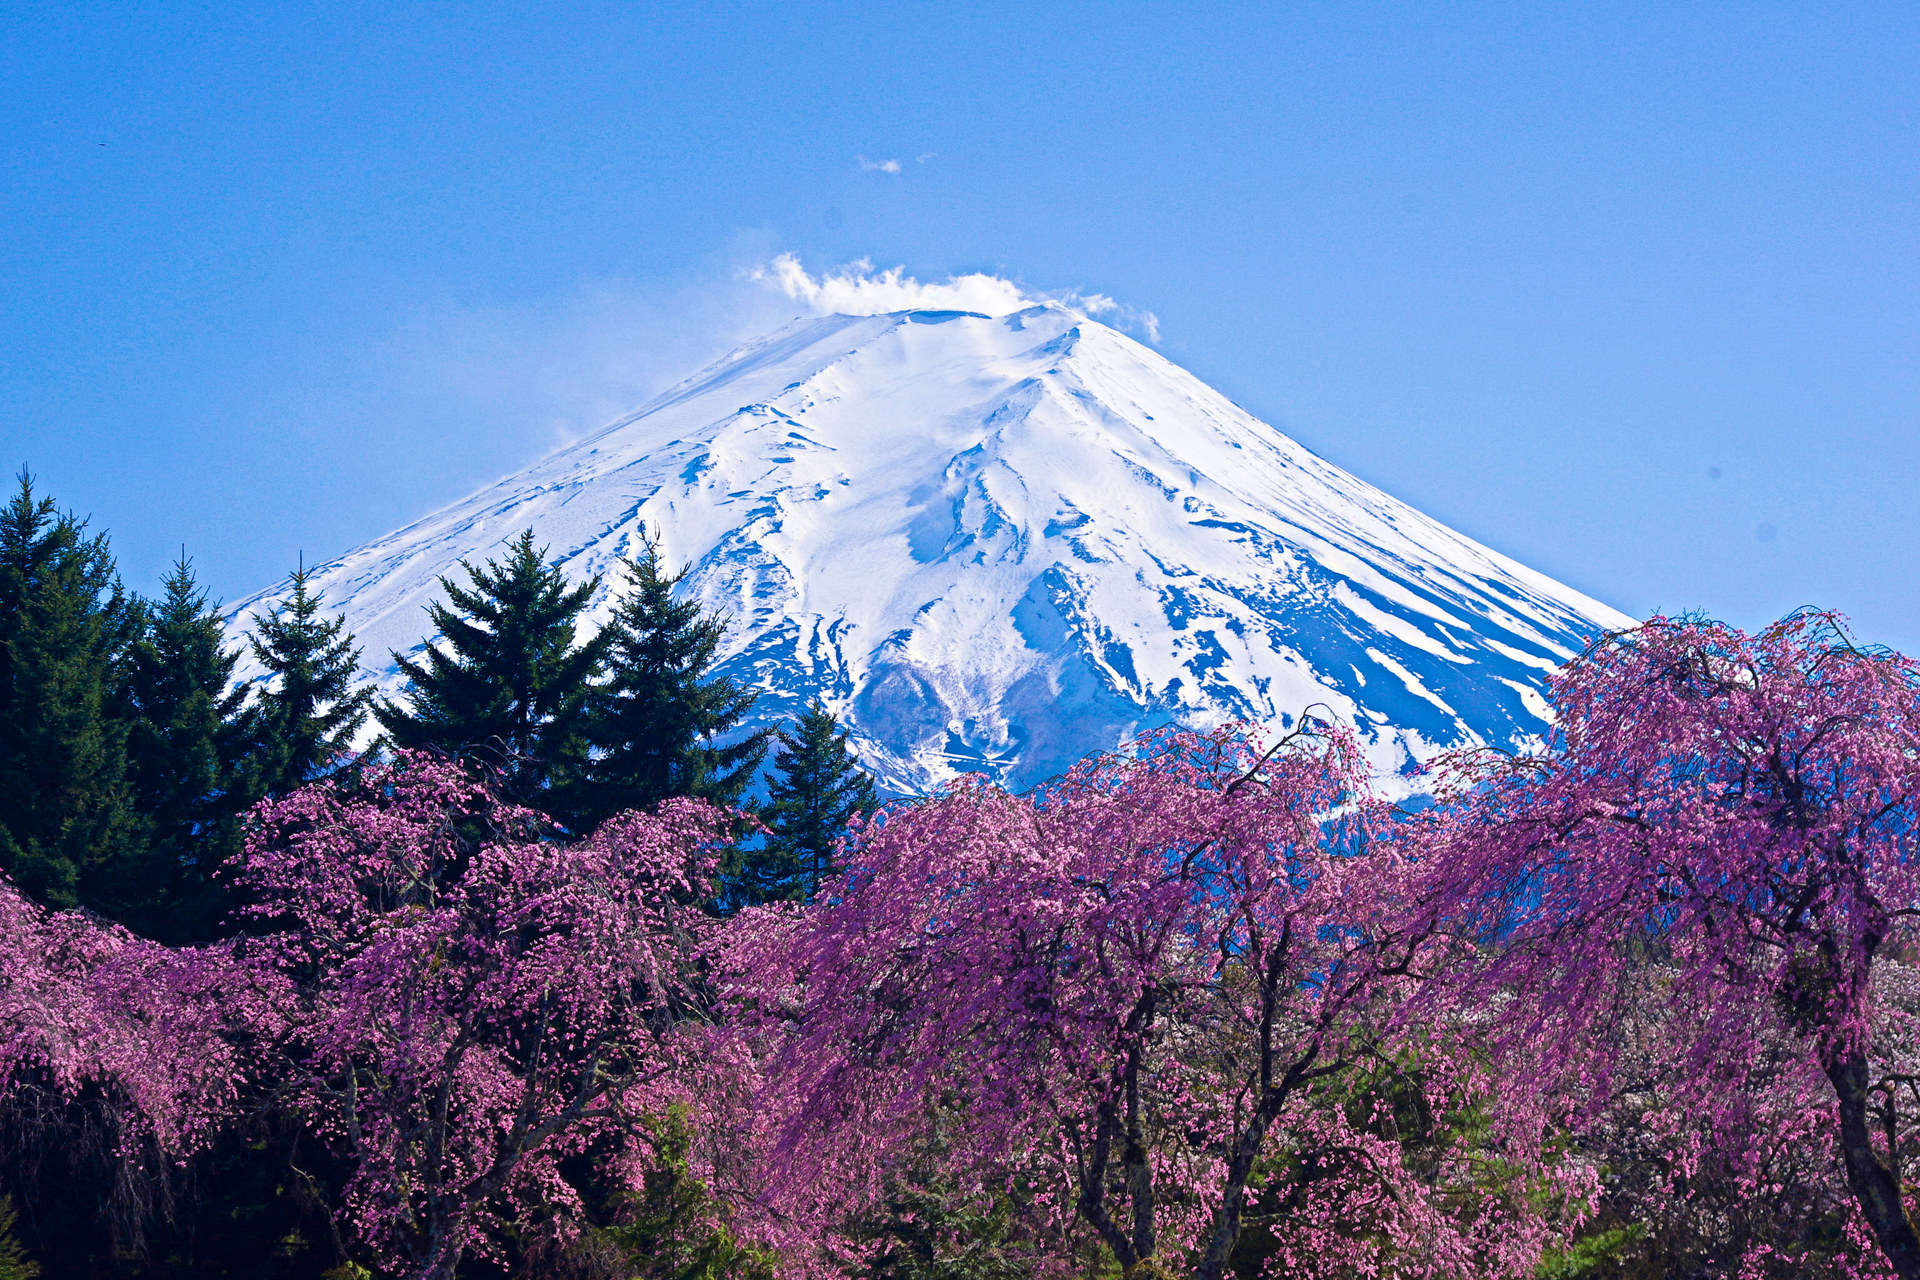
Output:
[227, 303, 1630, 794]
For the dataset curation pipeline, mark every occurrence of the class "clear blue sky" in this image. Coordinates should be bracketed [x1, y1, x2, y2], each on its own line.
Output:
[3, 2, 1915, 650]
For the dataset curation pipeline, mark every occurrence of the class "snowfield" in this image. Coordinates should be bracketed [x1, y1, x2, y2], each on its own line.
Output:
[227, 303, 1631, 794]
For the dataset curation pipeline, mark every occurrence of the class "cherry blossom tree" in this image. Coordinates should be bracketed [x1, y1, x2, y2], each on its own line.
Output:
[1412, 612, 1920, 1279]
[235, 751, 733, 1280]
[0, 873, 264, 1250]
[728, 724, 1578, 1280]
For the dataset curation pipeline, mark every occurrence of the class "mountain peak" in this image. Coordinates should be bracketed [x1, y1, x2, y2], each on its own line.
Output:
[228, 308, 1627, 794]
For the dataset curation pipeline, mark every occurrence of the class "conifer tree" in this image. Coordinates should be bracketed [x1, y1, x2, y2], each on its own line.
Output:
[743, 701, 878, 903]
[123, 555, 253, 940]
[0, 1195, 38, 1280]
[244, 562, 371, 799]
[576, 536, 771, 828]
[0, 470, 141, 911]
[375, 530, 606, 805]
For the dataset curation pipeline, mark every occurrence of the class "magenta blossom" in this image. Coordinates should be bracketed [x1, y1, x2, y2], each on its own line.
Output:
[1412, 612, 1920, 1278]
[728, 724, 1578, 1279]
[236, 751, 733, 1280]
[0, 873, 268, 1247]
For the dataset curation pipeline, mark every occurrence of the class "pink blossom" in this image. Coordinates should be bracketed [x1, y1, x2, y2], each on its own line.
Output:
[1411, 612, 1920, 1278]
[234, 751, 734, 1280]
[727, 724, 1576, 1279]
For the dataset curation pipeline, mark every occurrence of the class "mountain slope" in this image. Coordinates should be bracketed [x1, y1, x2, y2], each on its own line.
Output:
[227, 303, 1631, 794]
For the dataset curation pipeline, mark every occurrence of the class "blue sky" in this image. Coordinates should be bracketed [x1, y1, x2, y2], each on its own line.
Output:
[3, 2, 1915, 649]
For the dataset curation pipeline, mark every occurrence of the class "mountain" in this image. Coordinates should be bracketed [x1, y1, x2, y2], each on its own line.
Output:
[226, 303, 1631, 795]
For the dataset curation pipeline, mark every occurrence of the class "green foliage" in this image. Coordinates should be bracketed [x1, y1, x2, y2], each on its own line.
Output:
[121, 555, 254, 941]
[843, 1176, 1034, 1280]
[837, 1124, 1047, 1280]
[575, 535, 770, 828]
[1532, 1224, 1644, 1279]
[0, 1196, 38, 1280]
[0, 469, 141, 911]
[374, 529, 605, 806]
[243, 563, 371, 799]
[597, 1105, 774, 1280]
[739, 700, 876, 903]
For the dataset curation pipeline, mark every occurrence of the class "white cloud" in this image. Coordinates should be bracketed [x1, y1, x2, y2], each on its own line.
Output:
[750, 253, 1161, 340]
[753, 253, 1030, 317]
[915, 152, 936, 164]
[855, 155, 902, 173]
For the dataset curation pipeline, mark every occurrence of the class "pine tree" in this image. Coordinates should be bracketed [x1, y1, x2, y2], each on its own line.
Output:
[122, 555, 253, 941]
[0, 1195, 39, 1280]
[576, 536, 771, 828]
[243, 562, 372, 798]
[374, 530, 606, 805]
[0, 470, 141, 911]
[743, 701, 878, 903]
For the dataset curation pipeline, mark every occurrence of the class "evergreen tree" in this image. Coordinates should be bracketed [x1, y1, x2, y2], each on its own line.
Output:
[576, 535, 771, 828]
[244, 562, 371, 799]
[743, 701, 878, 903]
[374, 530, 606, 805]
[122, 555, 253, 941]
[0, 470, 141, 911]
[0, 1196, 38, 1280]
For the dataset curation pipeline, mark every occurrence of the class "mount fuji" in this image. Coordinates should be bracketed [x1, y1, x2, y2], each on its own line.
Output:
[227, 302, 1631, 795]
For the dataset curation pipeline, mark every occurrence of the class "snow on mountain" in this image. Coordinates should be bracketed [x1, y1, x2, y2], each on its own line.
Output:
[226, 302, 1631, 795]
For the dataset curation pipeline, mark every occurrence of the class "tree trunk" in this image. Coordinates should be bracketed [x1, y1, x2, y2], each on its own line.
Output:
[1077, 1099, 1140, 1271]
[1193, 1108, 1271, 1280]
[419, 1242, 462, 1280]
[1828, 1050, 1920, 1280]
[1124, 1056, 1156, 1263]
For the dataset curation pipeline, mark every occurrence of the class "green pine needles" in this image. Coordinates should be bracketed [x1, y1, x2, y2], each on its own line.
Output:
[573, 535, 772, 828]
[0, 1196, 38, 1280]
[0, 470, 875, 933]
[0, 470, 376, 941]
[0, 470, 142, 913]
[242, 561, 371, 799]
[120, 555, 254, 939]
[373, 528, 778, 835]
[742, 700, 878, 903]
[374, 530, 607, 805]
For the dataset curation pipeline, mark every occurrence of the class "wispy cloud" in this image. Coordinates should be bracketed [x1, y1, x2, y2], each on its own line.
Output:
[353, 251, 1160, 479]
[366, 259, 806, 456]
[749, 253, 1161, 341]
[1060, 291, 1162, 343]
[915, 152, 936, 164]
[855, 155, 902, 173]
